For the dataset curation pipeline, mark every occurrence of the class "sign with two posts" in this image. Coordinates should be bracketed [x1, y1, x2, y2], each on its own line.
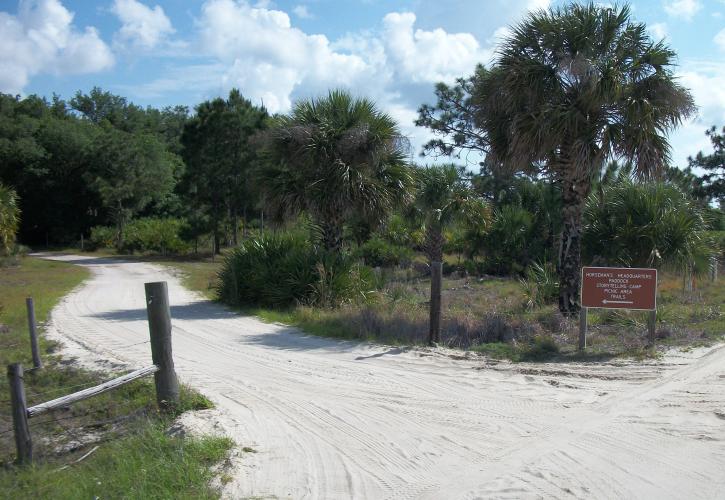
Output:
[581, 267, 657, 310]
[578, 266, 658, 351]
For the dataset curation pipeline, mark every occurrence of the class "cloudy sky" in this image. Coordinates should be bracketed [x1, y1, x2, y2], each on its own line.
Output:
[1, 0, 724, 168]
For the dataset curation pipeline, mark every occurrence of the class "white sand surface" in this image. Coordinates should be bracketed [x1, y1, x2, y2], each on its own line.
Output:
[35, 253, 725, 499]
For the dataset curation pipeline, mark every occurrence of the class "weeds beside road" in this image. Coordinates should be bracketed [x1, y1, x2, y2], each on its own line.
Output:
[156, 255, 725, 362]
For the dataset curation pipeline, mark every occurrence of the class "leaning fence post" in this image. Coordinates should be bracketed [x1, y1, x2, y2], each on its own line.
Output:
[144, 282, 180, 411]
[8, 363, 32, 464]
[26, 298, 42, 370]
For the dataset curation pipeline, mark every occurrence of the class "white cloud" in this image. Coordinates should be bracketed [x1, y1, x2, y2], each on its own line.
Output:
[715, 28, 725, 52]
[112, 0, 174, 50]
[648, 22, 668, 40]
[381, 12, 489, 84]
[526, 0, 550, 11]
[292, 5, 313, 19]
[196, 0, 376, 113]
[663, 0, 702, 21]
[0, 0, 114, 94]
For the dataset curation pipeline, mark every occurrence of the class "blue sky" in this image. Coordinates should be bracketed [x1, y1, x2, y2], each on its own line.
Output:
[2, 0, 724, 168]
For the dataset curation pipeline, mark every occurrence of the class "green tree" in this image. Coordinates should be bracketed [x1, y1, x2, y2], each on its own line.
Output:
[0, 183, 20, 254]
[689, 126, 724, 207]
[418, 3, 695, 315]
[181, 90, 267, 253]
[259, 89, 412, 251]
[87, 128, 178, 248]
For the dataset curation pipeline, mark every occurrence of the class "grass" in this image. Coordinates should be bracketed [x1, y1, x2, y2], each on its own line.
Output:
[0, 256, 232, 498]
[86, 249, 725, 363]
[3, 423, 232, 500]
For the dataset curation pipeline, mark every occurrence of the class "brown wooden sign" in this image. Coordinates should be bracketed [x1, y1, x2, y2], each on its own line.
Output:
[581, 267, 657, 310]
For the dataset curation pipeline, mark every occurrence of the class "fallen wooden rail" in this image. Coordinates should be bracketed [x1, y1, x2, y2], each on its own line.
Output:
[27, 365, 159, 418]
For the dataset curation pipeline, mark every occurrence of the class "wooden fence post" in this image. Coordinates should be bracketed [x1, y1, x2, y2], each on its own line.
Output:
[7, 363, 32, 464]
[144, 282, 180, 411]
[578, 307, 587, 352]
[26, 298, 42, 369]
[429, 261, 442, 346]
[647, 309, 657, 348]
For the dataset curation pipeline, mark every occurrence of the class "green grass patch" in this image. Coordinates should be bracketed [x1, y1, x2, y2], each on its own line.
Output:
[0, 423, 232, 500]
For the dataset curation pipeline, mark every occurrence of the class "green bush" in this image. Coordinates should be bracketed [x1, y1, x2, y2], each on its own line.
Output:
[0, 183, 20, 255]
[89, 225, 117, 250]
[481, 205, 534, 275]
[583, 181, 712, 271]
[355, 236, 413, 267]
[90, 218, 189, 254]
[217, 234, 372, 308]
[520, 261, 559, 309]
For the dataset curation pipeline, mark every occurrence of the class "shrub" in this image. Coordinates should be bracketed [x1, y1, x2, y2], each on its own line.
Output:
[481, 205, 534, 275]
[89, 225, 116, 250]
[583, 181, 713, 271]
[520, 261, 559, 309]
[0, 183, 20, 255]
[90, 218, 189, 254]
[217, 234, 372, 308]
[355, 236, 413, 267]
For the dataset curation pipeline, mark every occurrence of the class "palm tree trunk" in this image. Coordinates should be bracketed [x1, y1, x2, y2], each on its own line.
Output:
[557, 176, 588, 316]
[320, 219, 343, 252]
[427, 225, 444, 345]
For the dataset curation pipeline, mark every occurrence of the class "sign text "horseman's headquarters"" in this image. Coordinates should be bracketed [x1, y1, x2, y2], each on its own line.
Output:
[581, 267, 657, 310]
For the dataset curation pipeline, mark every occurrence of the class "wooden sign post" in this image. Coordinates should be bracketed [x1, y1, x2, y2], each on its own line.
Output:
[579, 267, 658, 351]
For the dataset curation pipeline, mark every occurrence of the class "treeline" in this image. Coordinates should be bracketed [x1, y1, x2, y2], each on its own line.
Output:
[0, 87, 267, 250]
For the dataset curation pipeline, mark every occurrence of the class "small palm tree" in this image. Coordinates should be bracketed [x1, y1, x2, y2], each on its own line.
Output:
[0, 183, 20, 254]
[475, 3, 695, 314]
[412, 164, 478, 344]
[259, 90, 412, 251]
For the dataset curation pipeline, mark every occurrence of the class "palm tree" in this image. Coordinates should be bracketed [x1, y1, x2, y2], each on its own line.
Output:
[0, 183, 20, 255]
[412, 164, 477, 344]
[258, 90, 412, 251]
[474, 3, 695, 315]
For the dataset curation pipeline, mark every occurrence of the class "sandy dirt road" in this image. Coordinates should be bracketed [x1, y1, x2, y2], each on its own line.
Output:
[38, 254, 725, 499]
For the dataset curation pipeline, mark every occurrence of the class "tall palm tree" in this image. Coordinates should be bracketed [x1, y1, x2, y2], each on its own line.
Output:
[259, 90, 412, 251]
[474, 3, 695, 315]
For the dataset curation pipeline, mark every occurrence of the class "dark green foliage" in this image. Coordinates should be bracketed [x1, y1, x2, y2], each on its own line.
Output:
[0, 91, 188, 246]
[355, 236, 413, 267]
[180, 89, 268, 253]
[583, 180, 713, 270]
[481, 205, 534, 275]
[217, 234, 371, 308]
